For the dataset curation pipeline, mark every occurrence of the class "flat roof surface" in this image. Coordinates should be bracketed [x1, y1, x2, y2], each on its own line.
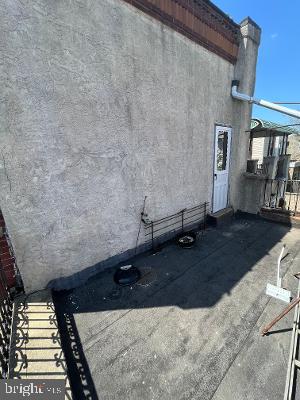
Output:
[54, 217, 300, 400]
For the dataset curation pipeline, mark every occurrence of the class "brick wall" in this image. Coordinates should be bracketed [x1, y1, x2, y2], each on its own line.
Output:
[0, 211, 17, 289]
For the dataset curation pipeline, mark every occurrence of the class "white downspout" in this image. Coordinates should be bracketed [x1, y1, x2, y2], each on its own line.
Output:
[231, 80, 300, 119]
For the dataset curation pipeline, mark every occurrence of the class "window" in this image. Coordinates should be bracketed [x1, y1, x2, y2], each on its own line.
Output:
[217, 131, 228, 171]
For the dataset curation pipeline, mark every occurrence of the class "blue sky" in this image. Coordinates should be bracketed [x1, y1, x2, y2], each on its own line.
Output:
[213, 0, 300, 125]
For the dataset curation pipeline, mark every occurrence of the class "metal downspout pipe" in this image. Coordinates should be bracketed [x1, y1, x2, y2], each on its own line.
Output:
[231, 80, 300, 119]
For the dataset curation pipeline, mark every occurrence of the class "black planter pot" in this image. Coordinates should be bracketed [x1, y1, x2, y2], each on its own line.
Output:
[176, 232, 196, 249]
[114, 265, 141, 286]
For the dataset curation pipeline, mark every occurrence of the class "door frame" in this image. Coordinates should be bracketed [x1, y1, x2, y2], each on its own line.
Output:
[212, 124, 232, 213]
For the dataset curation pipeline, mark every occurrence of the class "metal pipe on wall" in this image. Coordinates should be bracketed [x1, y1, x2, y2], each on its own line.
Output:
[231, 80, 300, 119]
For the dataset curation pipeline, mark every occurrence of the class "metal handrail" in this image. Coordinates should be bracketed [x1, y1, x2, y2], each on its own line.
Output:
[143, 202, 209, 250]
[263, 179, 300, 215]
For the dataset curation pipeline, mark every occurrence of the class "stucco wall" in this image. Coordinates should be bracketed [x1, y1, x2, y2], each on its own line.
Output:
[0, 0, 258, 290]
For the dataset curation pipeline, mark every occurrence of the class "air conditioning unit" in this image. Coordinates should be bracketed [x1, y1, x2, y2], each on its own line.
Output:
[276, 154, 291, 180]
[262, 156, 279, 179]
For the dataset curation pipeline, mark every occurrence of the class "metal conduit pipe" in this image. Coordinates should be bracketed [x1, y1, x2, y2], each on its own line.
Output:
[231, 80, 300, 119]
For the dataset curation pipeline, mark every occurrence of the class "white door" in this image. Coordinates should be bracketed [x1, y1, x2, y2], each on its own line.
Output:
[213, 126, 232, 212]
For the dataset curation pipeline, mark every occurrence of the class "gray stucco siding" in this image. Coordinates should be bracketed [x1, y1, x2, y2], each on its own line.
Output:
[0, 0, 250, 290]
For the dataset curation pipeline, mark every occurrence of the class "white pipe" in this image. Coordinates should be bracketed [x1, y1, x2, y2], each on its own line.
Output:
[231, 83, 300, 119]
[277, 244, 286, 288]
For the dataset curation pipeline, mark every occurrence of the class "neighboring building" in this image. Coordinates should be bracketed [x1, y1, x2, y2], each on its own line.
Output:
[245, 119, 300, 217]
[250, 118, 300, 179]
[250, 119, 299, 164]
[288, 134, 300, 161]
[290, 160, 300, 180]
[0, 0, 261, 291]
[288, 135, 300, 180]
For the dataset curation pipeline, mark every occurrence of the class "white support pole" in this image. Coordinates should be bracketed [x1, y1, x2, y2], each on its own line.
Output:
[277, 244, 286, 287]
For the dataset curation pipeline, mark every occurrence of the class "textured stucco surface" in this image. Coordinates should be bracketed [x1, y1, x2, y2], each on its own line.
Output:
[0, 0, 259, 290]
[240, 174, 266, 214]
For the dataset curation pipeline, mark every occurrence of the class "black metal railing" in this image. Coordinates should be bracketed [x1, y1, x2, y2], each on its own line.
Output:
[143, 202, 208, 250]
[263, 179, 300, 215]
[285, 180, 300, 214]
[0, 264, 13, 379]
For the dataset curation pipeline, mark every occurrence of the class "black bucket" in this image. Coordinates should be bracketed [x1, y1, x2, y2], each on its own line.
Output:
[114, 265, 141, 286]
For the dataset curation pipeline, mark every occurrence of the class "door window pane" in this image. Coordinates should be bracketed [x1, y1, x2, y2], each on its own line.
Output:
[217, 131, 228, 171]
